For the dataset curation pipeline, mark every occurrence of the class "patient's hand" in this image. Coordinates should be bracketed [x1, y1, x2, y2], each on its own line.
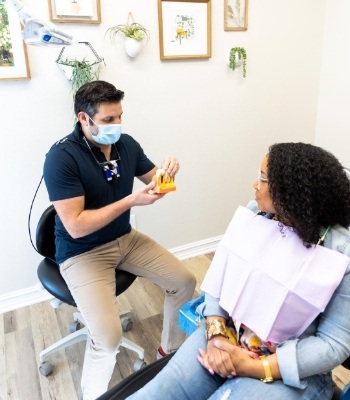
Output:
[197, 337, 258, 378]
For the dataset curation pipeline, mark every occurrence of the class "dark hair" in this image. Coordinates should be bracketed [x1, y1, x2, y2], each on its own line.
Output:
[74, 80, 124, 117]
[267, 142, 350, 246]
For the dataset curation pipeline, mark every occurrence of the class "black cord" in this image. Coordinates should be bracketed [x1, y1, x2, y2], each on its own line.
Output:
[28, 174, 44, 255]
[28, 175, 58, 265]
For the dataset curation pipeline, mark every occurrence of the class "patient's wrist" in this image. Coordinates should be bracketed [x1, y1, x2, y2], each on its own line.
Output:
[206, 318, 228, 341]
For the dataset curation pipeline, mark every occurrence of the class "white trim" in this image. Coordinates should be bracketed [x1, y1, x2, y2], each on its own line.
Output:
[169, 235, 222, 260]
[0, 236, 221, 314]
[0, 284, 53, 314]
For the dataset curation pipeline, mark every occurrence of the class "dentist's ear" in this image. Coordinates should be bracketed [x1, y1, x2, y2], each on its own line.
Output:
[77, 112, 89, 126]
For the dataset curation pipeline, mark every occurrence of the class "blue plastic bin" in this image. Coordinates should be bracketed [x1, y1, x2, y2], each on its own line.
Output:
[178, 293, 205, 336]
[341, 383, 350, 399]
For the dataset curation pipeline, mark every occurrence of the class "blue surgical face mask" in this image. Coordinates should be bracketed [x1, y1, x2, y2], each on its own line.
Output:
[86, 114, 122, 145]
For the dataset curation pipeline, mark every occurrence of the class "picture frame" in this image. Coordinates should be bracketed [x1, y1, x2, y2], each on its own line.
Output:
[48, 0, 101, 24]
[224, 0, 248, 31]
[0, 0, 30, 81]
[158, 0, 211, 60]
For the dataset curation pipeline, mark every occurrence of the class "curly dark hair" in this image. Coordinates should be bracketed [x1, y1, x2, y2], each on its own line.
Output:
[267, 142, 350, 246]
[74, 80, 124, 117]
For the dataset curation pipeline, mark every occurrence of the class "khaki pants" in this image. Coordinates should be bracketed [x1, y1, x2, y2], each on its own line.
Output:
[60, 228, 196, 400]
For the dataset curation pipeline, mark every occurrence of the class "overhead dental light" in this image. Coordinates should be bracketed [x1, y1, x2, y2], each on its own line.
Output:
[10, 0, 73, 46]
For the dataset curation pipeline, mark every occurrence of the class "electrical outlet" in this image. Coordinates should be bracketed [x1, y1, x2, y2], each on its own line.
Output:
[130, 214, 137, 229]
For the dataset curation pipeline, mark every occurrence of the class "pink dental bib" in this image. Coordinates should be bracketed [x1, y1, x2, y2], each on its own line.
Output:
[201, 206, 349, 343]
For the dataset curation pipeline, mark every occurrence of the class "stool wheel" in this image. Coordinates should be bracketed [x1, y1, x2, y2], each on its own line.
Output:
[39, 361, 53, 376]
[121, 318, 133, 332]
[69, 321, 82, 333]
[133, 359, 146, 371]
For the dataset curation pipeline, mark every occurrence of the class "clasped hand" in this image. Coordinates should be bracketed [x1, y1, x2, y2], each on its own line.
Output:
[197, 336, 258, 378]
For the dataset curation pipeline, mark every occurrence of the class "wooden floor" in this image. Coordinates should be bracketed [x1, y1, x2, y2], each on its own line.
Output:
[0, 253, 349, 400]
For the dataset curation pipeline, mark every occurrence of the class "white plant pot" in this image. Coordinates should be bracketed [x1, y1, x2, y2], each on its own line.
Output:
[57, 63, 74, 81]
[226, 50, 243, 69]
[124, 37, 143, 58]
[57, 62, 101, 81]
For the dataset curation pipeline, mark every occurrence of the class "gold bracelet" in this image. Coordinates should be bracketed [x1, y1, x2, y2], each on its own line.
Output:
[259, 355, 274, 383]
[205, 319, 227, 341]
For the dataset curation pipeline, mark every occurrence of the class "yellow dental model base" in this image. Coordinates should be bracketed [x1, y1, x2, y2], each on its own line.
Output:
[152, 168, 176, 194]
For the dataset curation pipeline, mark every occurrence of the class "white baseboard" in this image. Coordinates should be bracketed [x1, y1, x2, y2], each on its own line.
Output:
[0, 236, 221, 314]
[0, 284, 53, 314]
[169, 235, 221, 260]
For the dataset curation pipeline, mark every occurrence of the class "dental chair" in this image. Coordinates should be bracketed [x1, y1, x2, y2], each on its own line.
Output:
[97, 353, 175, 400]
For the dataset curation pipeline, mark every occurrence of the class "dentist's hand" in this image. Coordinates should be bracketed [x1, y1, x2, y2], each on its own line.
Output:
[161, 156, 180, 177]
[129, 181, 165, 206]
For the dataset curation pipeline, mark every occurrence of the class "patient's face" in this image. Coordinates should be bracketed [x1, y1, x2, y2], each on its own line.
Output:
[254, 156, 275, 214]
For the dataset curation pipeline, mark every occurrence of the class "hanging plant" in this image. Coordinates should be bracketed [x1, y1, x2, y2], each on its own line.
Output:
[58, 58, 101, 95]
[56, 42, 104, 97]
[228, 47, 247, 78]
[106, 12, 150, 58]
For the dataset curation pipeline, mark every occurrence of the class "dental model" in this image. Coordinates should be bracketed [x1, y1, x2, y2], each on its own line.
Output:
[150, 168, 176, 194]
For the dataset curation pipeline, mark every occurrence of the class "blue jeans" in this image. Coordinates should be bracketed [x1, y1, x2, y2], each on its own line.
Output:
[126, 325, 334, 400]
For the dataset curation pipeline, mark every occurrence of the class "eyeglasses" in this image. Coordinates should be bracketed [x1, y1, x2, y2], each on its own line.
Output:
[257, 170, 268, 190]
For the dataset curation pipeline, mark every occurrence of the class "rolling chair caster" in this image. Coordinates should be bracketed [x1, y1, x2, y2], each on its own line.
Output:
[69, 320, 82, 333]
[39, 361, 53, 376]
[121, 317, 133, 332]
[133, 359, 146, 371]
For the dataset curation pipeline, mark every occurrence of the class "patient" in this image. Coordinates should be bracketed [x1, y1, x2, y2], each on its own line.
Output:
[126, 142, 350, 400]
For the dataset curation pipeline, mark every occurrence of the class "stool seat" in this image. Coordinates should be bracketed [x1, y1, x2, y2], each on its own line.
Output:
[38, 258, 137, 307]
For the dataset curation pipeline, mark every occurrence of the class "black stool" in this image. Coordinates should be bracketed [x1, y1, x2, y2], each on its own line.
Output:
[36, 205, 145, 376]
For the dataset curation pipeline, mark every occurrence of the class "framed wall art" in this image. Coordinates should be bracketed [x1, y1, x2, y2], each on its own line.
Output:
[224, 0, 248, 31]
[0, 0, 30, 80]
[48, 0, 101, 24]
[158, 0, 211, 60]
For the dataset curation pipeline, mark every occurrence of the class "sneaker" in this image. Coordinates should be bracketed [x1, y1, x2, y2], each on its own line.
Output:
[156, 346, 168, 360]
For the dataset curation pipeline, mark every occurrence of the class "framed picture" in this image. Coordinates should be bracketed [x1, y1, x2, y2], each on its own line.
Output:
[158, 0, 211, 60]
[224, 0, 248, 31]
[48, 0, 101, 24]
[0, 0, 30, 80]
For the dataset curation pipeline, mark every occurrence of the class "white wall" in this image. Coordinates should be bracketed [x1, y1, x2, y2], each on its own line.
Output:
[0, 0, 326, 305]
[315, 0, 350, 167]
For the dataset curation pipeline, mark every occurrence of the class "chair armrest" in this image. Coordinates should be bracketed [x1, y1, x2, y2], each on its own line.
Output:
[97, 353, 175, 400]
